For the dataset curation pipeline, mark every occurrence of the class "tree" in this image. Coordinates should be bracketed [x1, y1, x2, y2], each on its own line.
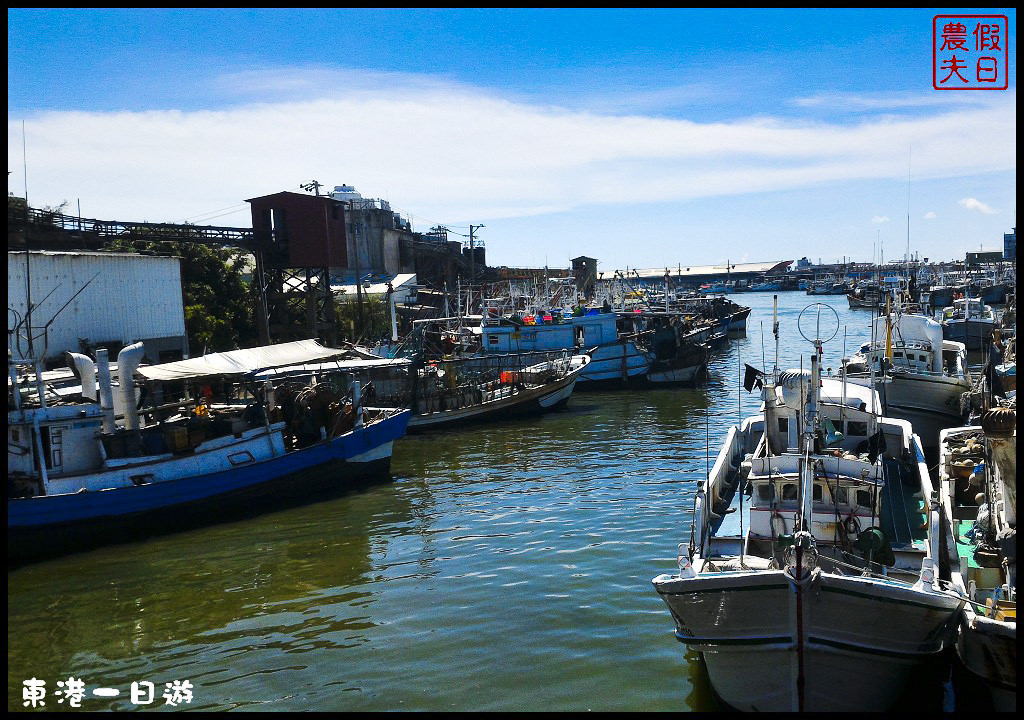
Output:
[103, 235, 258, 353]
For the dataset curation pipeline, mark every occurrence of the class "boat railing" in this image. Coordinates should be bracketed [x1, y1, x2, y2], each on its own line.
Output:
[352, 348, 576, 413]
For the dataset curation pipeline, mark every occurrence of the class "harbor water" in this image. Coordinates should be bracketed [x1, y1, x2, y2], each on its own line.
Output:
[7, 293, 965, 711]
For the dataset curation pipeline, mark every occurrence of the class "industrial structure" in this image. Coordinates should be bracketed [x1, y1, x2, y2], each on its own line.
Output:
[8, 250, 188, 365]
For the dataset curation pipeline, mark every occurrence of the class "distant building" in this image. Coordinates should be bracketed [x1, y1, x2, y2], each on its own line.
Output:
[324, 185, 479, 292]
[571, 256, 598, 298]
[966, 250, 1003, 265]
[1005, 227, 1016, 261]
[328, 185, 413, 277]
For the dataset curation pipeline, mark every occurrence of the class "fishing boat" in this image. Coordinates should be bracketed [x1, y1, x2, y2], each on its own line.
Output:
[614, 310, 710, 384]
[937, 410, 1016, 711]
[926, 285, 956, 310]
[842, 304, 973, 451]
[993, 335, 1015, 395]
[8, 340, 411, 565]
[354, 351, 589, 430]
[847, 283, 884, 309]
[651, 303, 964, 712]
[466, 302, 708, 388]
[806, 276, 846, 296]
[246, 342, 590, 432]
[672, 295, 750, 335]
[941, 297, 997, 351]
[977, 281, 1009, 306]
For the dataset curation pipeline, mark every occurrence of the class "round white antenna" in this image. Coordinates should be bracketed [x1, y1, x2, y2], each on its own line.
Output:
[797, 303, 839, 346]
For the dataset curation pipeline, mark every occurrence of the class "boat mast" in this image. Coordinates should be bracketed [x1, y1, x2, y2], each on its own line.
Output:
[773, 294, 779, 375]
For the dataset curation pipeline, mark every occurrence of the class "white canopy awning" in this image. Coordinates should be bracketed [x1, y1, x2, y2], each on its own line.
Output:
[136, 340, 360, 382]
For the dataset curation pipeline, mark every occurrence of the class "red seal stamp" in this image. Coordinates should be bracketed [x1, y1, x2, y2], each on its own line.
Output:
[933, 15, 1009, 90]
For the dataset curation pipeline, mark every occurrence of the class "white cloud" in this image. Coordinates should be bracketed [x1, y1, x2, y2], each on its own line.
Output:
[923, 211, 936, 220]
[7, 70, 1018, 228]
[791, 92, 992, 112]
[872, 216, 890, 223]
[958, 197, 998, 215]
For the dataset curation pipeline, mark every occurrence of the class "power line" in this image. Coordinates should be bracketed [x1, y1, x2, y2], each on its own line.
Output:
[182, 203, 249, 223]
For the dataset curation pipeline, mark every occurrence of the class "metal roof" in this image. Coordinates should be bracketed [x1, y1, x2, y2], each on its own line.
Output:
[620, 261, 793, 278]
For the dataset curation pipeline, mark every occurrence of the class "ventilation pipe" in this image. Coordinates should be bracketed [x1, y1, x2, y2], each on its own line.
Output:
[117, 342, 146, 431]
[96, 348, 116, 433]
[64, 351, 98, 400]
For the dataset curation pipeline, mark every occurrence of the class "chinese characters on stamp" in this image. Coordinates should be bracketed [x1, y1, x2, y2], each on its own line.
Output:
[933, 15, 1009, 90]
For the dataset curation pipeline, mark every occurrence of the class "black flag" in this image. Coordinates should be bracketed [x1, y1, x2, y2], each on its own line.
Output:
[743, 364, 764, 393]
[867, 429, 888, 464]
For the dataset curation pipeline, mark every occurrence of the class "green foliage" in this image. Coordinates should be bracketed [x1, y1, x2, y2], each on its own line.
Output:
[103, 236, 257, 352]
[335, 292, 392, 344]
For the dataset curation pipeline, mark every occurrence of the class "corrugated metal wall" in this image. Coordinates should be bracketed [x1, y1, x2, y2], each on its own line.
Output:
[8, 251, 187, 361]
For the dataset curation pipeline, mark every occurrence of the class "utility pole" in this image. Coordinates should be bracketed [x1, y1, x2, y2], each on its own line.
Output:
[469, 224, 484, 312]
[300, 180, 324, 196]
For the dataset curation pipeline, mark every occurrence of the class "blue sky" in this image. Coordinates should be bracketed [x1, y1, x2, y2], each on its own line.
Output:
[8, 8, 1017, 271]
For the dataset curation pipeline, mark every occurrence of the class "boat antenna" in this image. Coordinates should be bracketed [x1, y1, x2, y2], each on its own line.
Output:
[22, 120, 34, 359]
[705, 401, 710, 483]
[760, 320, 767, 374]
[738, 343, 745, 567]
[906, 141, 911, 268]
[772, 294, 779, 375]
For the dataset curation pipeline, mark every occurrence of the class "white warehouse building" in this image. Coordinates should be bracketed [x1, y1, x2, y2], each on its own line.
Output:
[8, 250, 189, 365]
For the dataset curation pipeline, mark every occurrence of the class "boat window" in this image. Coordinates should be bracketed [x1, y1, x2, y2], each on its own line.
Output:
[893, 352, 903, 358]
[782, 484, 797, 501]
[488, 335, 499, 346]
[836, 486, 848, 505]
[856, 489, 872, 507]
[846, 421, 867, 437]
[919, 355, 927, 362]
[778, 417, 789, 433]
[813, 484, 823, 502]
[758, 484, 775, 502]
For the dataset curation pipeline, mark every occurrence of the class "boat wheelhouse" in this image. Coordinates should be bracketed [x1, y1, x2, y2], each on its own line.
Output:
[843, 309, 972, 451]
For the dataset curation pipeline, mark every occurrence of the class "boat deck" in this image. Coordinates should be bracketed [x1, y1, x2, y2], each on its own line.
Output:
[879, 457, 928, 551]
[707, 456, 927, 554]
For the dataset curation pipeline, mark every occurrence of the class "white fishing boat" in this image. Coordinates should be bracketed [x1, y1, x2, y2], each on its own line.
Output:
[941, 297, 997, 351]
[843, 305, 973, 451]
[937, 410, 1016, 711]
[651, 303, 965, 712]
[8, 340, 411, 565]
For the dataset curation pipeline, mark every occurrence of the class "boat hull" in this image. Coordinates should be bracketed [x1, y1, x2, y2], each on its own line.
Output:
[407, 371, 579, 430]
[644, 361, 707, 385]
[8, 410, 411, 564]
[942, 320, 995, 350]
[957, 613, 1017, 712]
[874, 373, 971, 450]
[653, 569, 962, 712]
[576, 343, 650, 386]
